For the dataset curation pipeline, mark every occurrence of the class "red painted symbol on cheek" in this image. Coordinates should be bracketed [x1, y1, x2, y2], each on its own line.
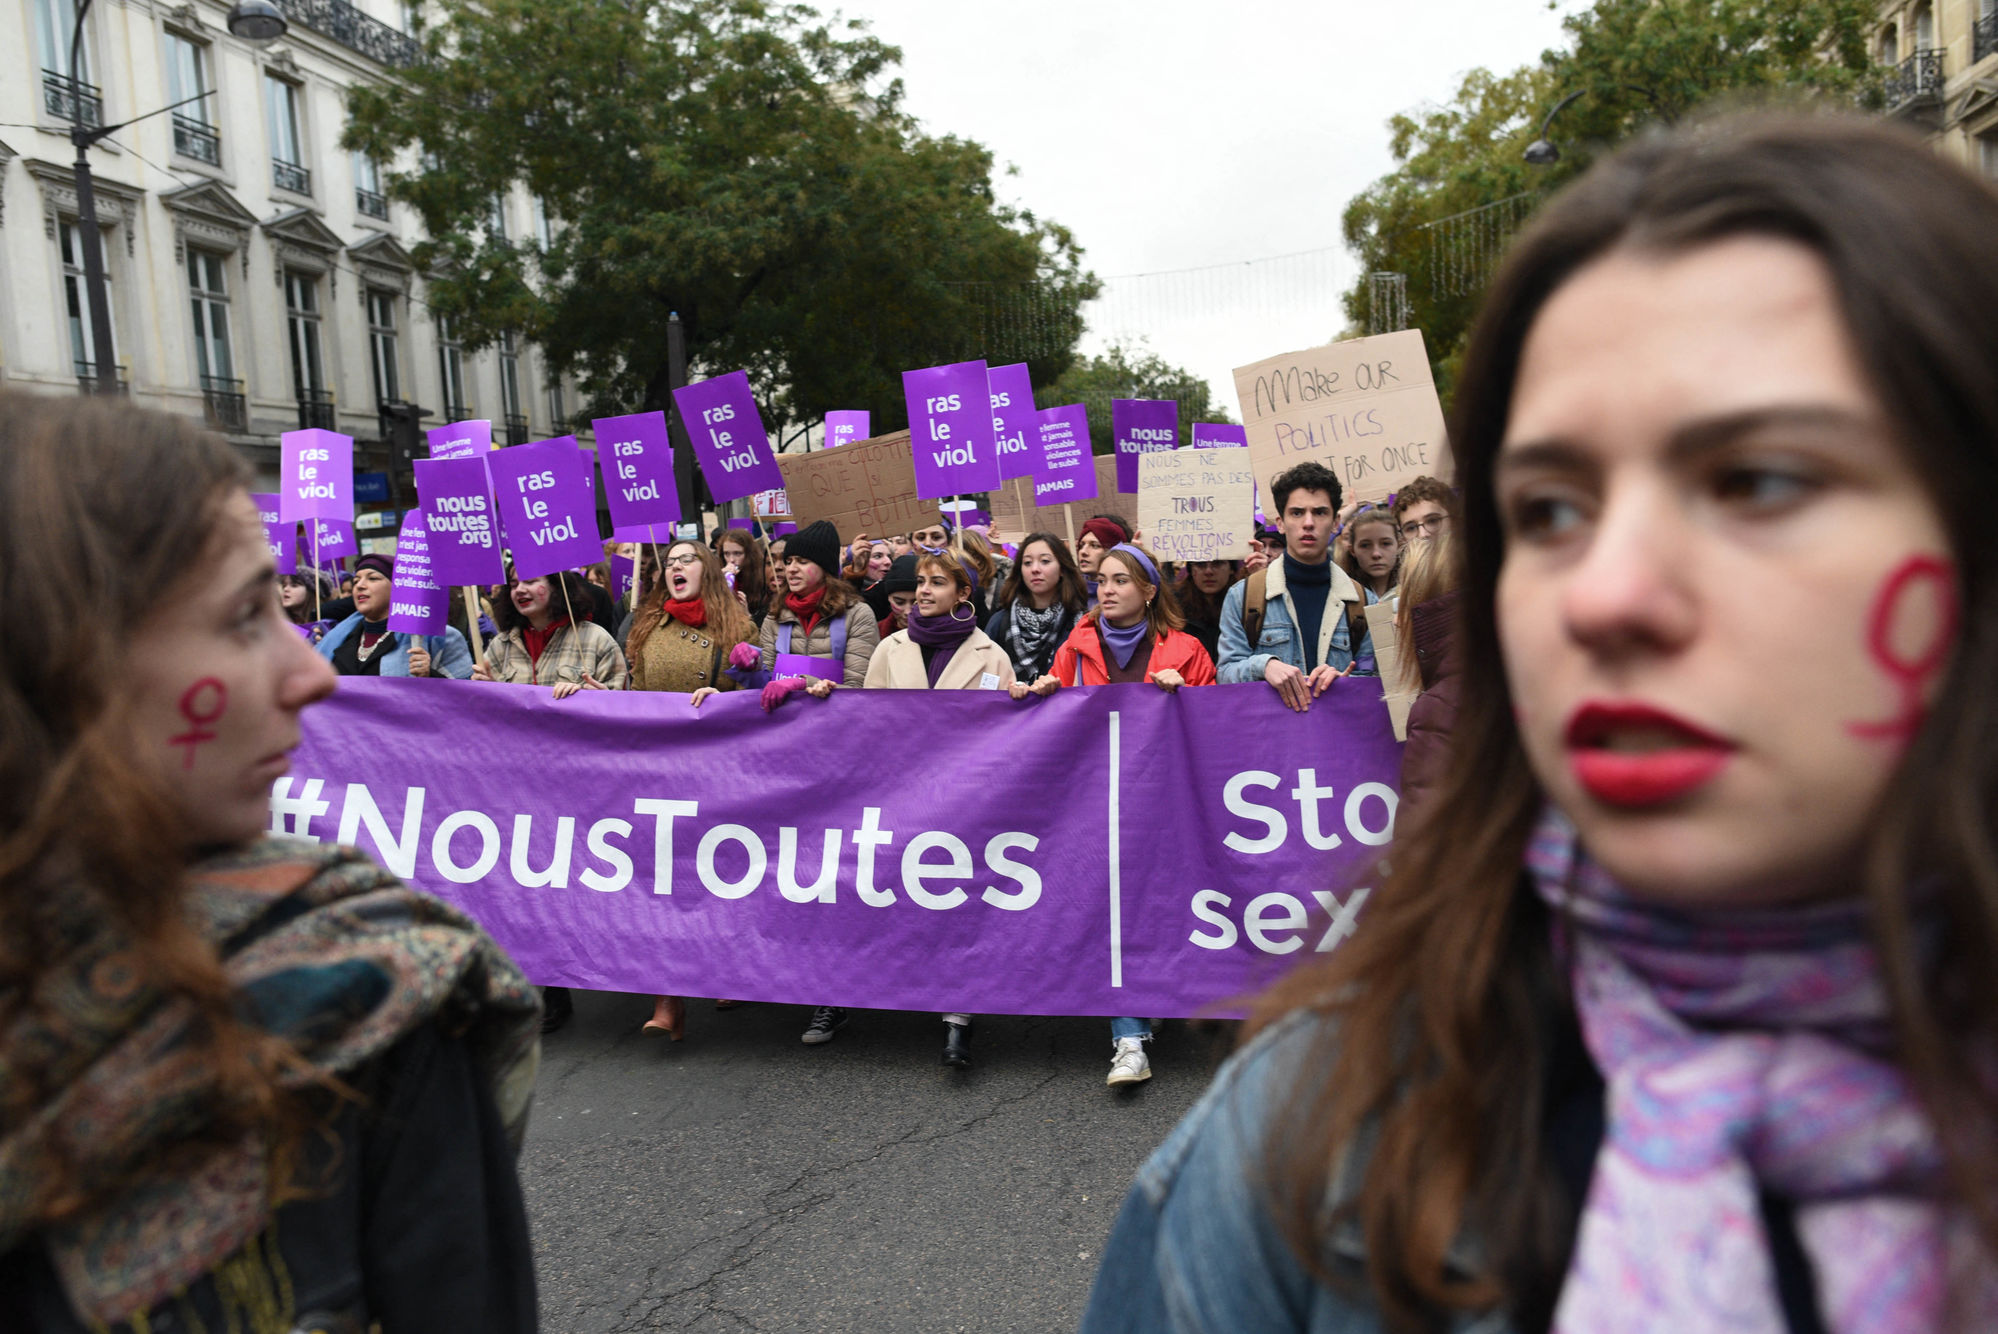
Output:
[168, 677, 228, 770]
[1849, 555, 1959, 743]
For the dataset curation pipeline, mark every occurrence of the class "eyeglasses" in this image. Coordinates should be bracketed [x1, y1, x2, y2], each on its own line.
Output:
[1400, 515, 1450, 538]
[664, 553, 701, 569]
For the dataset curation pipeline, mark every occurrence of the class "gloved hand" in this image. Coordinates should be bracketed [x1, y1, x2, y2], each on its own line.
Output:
[729, 642, 762, 671]
[761, 677, 807, 713]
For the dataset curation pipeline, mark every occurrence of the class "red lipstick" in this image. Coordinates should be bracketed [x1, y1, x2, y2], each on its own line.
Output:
[1564, 701, 1734, 807]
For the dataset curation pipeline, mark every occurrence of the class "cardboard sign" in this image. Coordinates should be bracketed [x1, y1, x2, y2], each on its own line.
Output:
[988, 362, 1039, 482]
[902, 359, 1001, 498]
[1366, 600, 1417, 742]
[386, 507, 449, 635]
[427, 419, 493, 460]
[594, 410, 681, 530]
[775, 430, 943, 543]
[1136, 450, 1256, 562]
[672, 370, 784, 504]
[824, 410, 870, 449]
[990, 455, 1134, 544]
[488, 436, 603, 579]
[253, 492, 297, 575]
[1231, 329, 1451, 505]
[1112, 399, 1177, 493]
[279, 429, 354, 524]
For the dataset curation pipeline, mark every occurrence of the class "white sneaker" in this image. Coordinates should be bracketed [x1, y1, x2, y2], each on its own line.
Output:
[1106, 1037, 1151, 1086]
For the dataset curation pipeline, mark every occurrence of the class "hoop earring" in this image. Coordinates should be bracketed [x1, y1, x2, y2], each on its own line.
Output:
[951, 604, 976, 623]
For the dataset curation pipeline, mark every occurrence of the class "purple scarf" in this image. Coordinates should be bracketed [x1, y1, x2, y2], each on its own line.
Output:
[1097, 615, 1150, 670]
[1527, 808, 1997, 1332]
[905, 606, 978, 687]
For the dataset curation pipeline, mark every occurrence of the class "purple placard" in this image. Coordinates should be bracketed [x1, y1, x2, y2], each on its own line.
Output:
[307, 517, 356, 563]
[427, 419, 493, 460]
[253, 493, 296, 574]
[772, 520, 798, 538]
[987, 362, 1038, 482]
[280, 680, 1403, 1014]
[415, 456, 507, 586]
[773, 653, 842, 682]
[610, 554, 636, 606]
[671, 371, 784, 505]
[279, 429, 354, 524]
[386, 507, 448, 635]
[1113, 399, 1178, 493]
[488, 437, 604, 580]
[613, 522, 673, 545]
[903, 359, 1001, 499]
[1190, 422, 1248, 449]
[1033, 404, 1097, 505]
[594, 410, 681, 529]
[824, 410, 871, 448]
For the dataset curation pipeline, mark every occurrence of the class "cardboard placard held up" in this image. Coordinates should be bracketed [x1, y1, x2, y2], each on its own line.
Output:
[1365, 600, 1417, 743]
[990, 455, 1134, 544]
[774, 430, 943, 543]
[1136, 450, 1256, 562]
[1231, 329, 1452, 505]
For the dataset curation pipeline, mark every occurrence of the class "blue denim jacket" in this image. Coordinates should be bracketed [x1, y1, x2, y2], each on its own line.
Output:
[1215, 561, 1378, 685]
[1078, 1013, 1511, 1334]
[317, 614, 475, 678]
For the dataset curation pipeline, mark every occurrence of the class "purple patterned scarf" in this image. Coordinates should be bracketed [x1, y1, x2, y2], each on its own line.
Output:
[1526, 807, 1998, 1332]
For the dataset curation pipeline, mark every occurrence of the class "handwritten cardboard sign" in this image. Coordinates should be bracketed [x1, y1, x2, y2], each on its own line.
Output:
[1230, 329, 1451, 505]
[1136, 449, 1256, 562]
[775, 430, 943, 544]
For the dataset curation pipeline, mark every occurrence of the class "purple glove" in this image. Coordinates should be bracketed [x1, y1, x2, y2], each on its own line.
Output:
[729, 641, 762, 671]
[761, 677, 806, 713]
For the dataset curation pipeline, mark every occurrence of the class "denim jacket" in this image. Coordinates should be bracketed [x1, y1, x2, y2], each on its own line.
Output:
[1215, 561, 1378, 685]
[1078, 1012, 1511, 1334]
[317, 614, 475, 679]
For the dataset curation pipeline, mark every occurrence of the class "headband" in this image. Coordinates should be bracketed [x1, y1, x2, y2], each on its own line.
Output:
[1108, 543, 1159, 586]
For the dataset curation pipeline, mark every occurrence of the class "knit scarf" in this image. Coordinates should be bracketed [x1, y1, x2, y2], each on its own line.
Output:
[661, 596, 707, 628]
[906, 605, 978, 687]
[783, 585, 828, 637]
[0, 838, 541, 1326]
[1526, 807, 1998, 1332]
[1006, 600, 1066, 678]
[1097, 613, 1151, 670]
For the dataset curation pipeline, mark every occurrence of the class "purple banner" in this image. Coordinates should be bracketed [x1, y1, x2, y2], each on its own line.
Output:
[824, 410, 871, 449]
[987, 362, 1038, 482]
[1113, 399, 1178, 493]
[489, 437, 603, 580]
[253, 493, 296, 575]
[416, 456, 507, 587]
[387, 507, 448, 635]
[903, 359, 1001, 499]
[1191, 422, 1248, 449]
[279, 429, 354, 525]
[1034, 404, 1097, 505]
[427, 419, 493, 460]
[672, 371, 783, 505]
[594, 410, 681, 530]
[276, 680, 1402, 1015]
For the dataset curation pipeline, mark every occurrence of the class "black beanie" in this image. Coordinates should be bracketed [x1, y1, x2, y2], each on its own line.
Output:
[881, 553, 920, 595]
[354, 553, 394, 579]
[785, 520, 842, 579]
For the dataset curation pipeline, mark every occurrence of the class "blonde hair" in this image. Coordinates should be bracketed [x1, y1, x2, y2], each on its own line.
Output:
[1393, 529, 1458, 692]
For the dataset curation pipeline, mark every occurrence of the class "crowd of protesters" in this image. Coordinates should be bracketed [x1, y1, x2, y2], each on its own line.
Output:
[8, 110, 1998, 1334]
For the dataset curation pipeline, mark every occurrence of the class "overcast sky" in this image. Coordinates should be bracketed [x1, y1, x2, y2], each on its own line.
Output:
[834, 0, 1586, 412]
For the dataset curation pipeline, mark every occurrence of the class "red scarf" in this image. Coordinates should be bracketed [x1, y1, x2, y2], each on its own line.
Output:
[783, 585, 828, 637]
[523, 615, 571, 666]
[662, 596, 707, 628]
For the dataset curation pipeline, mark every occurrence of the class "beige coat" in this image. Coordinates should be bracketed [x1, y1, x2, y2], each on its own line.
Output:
[863, 628, 1017, 691]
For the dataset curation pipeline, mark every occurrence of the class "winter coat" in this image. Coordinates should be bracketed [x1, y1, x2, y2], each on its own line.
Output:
[628, 615, 751, 695]
[755, 600, 880, 688]
[483, 619, 628, 689]
[316, 615, 474, 679]
[1215, 558, 1373, 683]
[863, 628, 1017, 691]
[1049, 620, 1217, 689]
[1398, 590, 1461, 816]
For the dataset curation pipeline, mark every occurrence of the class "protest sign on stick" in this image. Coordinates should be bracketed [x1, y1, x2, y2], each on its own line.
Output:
[1137, 449, 1257, 562]
[593, 410, 681, 530]
[279, 429, 354, 525]
[824, 410, 870, 449]
[252, 493, 296, 574]
[1031, 403, 1096, 506]
[1190, 422, 1248, 449]
[309, 518, 356, 564]
[1112, 399, 1177, 493]
[992, 454, 1133, 544]
[988, 362, 1039, 482]
[416, 456, 507, 587]
[426, 419, 493, 460]
[488, 436, 603, 579]
[1231, 328, 1452, 505]
[671, 371, 784, 504]
[386, 507, 448, 635]
[775, 430, 943, 541]
[903, 359, 1001, 499]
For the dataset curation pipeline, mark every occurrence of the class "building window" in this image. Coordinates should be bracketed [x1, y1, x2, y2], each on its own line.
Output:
[533, 196, 554, 250]
[1914, 3, 1935, 52]
[166, 34, 219, 164]
[1980, 131, 1998, 179]
[499, 331, 526, 443]
[36, 0, 101, 126]
[60, 219, 116, 380]
[487, 194, 510, 243]
[437, 314, 468, 417]
[354, 152, 389, 220]
[188, 249, 234, 382]
[266, 76, 310, 194]
[547, 377, 566, 433]
[367, 289, 401, 405]
[287, 270, 332, 429]
[1880, 24, 1899, 63]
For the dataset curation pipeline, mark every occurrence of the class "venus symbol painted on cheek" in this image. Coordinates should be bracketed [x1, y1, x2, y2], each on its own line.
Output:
[169, 678, 228, 769]
[1848, 555, 1958, 743]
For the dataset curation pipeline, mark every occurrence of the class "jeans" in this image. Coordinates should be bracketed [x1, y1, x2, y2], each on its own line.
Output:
[1111, 1017, 1151, 1042]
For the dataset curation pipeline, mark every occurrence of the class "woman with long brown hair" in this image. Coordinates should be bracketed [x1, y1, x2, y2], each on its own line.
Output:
[1081, 113, 1998, 1333]
[717, 526, 772, 627]
[0, 394, 541, 1331]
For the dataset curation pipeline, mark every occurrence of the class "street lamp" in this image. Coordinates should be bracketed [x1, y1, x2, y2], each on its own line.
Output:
[1522, 85, 1669, 166]
[67, 0, 288, 396]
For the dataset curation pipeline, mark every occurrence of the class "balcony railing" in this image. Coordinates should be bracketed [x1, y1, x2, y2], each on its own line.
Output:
[443, 401, 473, 422]
[75, 362, 129, 395]
[356, 187, 389, 220]
[1885, 49, 1945, 110]
[273, 158, 312, 195]
[297, 386, 336, 430]
[173, 115, 221, 166]
[502, 413, 531, 445]
[42, 70, 104, 127]
[1978, 12, 1998, 64]
[203, 376, 248, 432]
[280, 0, 422, 68]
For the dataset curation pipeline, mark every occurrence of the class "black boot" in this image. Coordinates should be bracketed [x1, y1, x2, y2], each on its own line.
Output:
[942, 1020, 972, 1068]
[540, 986, 573, 1034]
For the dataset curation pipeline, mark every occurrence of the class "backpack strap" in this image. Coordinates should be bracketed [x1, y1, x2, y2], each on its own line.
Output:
[777, 621, 794, 656]
[1243, 567, 1269, 646]
[830, 612, 849, 667]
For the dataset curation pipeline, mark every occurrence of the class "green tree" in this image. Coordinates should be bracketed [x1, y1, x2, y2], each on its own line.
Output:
[1341, 0, 1880, 397]
[344, 0, 1097, 442]
[1040, 342, 1235, 455]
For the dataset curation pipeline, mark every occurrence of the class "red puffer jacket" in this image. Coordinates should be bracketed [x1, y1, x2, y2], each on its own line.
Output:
[1050, 620, 1217, 688]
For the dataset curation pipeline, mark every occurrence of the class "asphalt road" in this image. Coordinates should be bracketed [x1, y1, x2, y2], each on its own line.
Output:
[519, 990, 1233, 1333]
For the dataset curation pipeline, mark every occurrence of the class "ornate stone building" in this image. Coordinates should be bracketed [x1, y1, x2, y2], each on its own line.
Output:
[1877, 0, 1998, 172]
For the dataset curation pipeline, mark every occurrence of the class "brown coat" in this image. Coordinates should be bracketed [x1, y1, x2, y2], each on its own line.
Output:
[1397, 590, 1460, 816]
[630, 617, 750, 694]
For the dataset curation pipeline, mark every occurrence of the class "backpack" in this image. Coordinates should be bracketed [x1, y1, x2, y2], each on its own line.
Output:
[1241, 567, 1365, 660]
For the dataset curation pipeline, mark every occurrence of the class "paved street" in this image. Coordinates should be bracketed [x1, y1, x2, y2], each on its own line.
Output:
[520, 990, 1231, 1333]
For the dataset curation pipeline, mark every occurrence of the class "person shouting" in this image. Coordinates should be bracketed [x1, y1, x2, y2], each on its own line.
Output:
[986, 532, 1087, 682]
[316, 553, 474, 679]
